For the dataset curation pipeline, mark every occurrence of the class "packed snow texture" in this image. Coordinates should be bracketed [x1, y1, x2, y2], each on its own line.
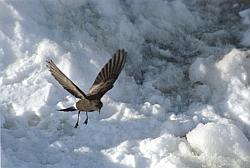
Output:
[1, 0, 250, 168]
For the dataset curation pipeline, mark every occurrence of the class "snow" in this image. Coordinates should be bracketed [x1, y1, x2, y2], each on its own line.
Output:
[1, 0, 250, 168]
[187, 123, 250, 167]
[240, 8, 250, 47]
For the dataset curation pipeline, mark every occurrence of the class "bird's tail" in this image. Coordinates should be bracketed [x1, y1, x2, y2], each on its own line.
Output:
[57, 106, 77, 112]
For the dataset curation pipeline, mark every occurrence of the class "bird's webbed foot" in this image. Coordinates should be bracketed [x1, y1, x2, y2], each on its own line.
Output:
[74, 122, 79, 128]
[84, 112, 88, 125]
[74, 111, 80, 128]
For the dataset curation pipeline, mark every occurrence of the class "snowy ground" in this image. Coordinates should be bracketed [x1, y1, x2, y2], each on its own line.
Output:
[1, 0, 250, 167]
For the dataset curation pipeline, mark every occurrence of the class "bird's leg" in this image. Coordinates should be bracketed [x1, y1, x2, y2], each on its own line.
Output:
[74, 111, 80, 128]
[84, 112, 88, 125]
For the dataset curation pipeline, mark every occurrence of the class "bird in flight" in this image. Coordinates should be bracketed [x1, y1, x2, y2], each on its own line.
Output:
[47, 49, 127, 128]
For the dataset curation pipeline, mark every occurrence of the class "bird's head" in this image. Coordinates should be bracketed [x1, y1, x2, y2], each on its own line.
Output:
[97, 101, 103, 112]
[93, 100, 103, 112]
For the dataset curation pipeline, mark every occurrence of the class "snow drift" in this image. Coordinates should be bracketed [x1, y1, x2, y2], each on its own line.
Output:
[1, 0, 250, 168]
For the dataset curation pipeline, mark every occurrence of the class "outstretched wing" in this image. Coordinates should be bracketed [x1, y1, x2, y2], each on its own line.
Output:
[87, 49, 127, 100]
[46, 59, 87, 99]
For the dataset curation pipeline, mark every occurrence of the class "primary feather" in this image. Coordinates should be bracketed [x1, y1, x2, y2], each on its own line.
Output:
[46, 59, 87, 99]
[47, 49, 126, 101]
[87, 49, 127, 100]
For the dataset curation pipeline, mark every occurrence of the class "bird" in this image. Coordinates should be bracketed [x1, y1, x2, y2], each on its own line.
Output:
[46, 49, 127, 128]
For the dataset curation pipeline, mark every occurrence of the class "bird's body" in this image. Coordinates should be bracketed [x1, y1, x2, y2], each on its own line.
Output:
[76, 99, 102, 112]
[47, 49, 127, 127]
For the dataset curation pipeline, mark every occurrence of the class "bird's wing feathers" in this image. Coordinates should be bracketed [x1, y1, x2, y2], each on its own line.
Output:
[87, 49, 127, 100]
[46, 59, 87, 99]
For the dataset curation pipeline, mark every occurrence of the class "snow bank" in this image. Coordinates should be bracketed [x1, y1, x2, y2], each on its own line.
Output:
[187, 122, 250, 167]
[1, 0, 250, 168]
[102, 133, 198, 168]
[189, 49, 250, 135]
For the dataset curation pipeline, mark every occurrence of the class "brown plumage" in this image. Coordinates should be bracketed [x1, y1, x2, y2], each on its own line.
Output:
[47, 49, 127, 127]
